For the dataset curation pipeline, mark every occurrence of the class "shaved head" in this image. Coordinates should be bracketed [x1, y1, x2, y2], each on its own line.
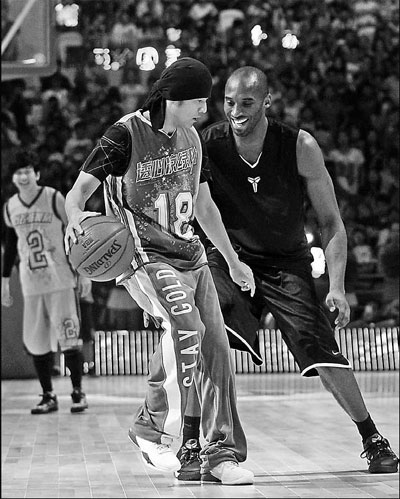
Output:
[224, 66, 271, 137]
[225, 67, 269, 98]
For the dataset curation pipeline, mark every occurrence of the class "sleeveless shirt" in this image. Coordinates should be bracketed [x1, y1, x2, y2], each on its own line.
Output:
[202, 118, 312, 271]
[82, 111, 208, 271]
[3, 186, 76, 296]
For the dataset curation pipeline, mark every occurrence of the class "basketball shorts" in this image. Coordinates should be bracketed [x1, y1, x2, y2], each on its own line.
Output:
[207, 247, 351, 376]
[23, 288, 82, 356]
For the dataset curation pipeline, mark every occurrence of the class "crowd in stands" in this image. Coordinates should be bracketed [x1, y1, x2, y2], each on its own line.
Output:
[2, 0, 399, 328]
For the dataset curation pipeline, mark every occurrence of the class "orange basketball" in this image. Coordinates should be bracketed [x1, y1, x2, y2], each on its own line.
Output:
[68, 216, 135, 282]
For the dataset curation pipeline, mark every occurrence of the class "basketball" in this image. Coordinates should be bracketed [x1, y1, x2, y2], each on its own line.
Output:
[68, 215, 135, 282]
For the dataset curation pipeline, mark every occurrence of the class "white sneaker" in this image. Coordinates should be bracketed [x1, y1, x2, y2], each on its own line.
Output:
[201, 461, 254, 485]
[128, 429, 180, 473]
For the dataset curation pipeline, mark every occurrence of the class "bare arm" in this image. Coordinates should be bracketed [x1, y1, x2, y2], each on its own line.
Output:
[1, 277, 12, 307]
[297, 130, 350, 328]
[195, 182, 255, 296]
[64, 171, 102, 254]
[53, 189, 91, 295]
[55, 190, 69, 226]
[1, 226, 18, 307]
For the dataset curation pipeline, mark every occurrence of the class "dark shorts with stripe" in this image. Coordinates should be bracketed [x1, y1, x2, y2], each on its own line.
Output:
[206, 247, 350, 376]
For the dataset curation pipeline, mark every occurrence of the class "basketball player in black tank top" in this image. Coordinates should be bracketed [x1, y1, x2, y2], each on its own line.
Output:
[176, 66, 398, 479]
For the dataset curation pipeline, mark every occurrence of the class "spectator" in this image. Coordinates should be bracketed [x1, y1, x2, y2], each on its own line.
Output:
[352, 0, 380, 41]
[119, 66, 147, 113]
[330, 128, 365, 197]
[313, 84, 345, 136]
[379, 152, 399, 198]
[108, 9, 140, 51]
[187, 0, 218, 29]
[135, 0, 164, 21]
[377, 221, 400, 308]
[298, 106, 317, 134]
[136, 12, 164, 46]
[282, 85, 303, 126]
[350, 227, 376, 272]
[64, 120, 93, 164]
[41, 96, 69, 134]
[1, 85, 21, 157]
[39, 153, 65, 194]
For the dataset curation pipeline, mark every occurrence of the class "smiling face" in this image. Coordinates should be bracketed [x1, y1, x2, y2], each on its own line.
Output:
[166, 98, 208, 130]
[12, 166, 39, 191]
[224, 70, 271, 137]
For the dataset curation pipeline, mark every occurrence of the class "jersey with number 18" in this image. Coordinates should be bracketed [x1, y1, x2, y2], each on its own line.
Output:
[82, 111, 209, 274]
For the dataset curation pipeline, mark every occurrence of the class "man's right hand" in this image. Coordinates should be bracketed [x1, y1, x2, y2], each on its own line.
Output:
[64, 211, 101, 255]
[228, 260, 256, 297]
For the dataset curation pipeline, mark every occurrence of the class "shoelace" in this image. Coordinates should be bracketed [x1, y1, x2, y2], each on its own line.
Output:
[187, 449, 199, 463]
[360, 437, 391, 460]
[183, 447, 200, 463]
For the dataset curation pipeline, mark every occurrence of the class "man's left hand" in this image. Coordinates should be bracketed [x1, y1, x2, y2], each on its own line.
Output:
[326, 290, 350, 329]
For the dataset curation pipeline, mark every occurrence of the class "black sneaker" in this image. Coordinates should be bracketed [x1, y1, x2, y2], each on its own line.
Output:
[174, 439, 201, 481]
[31, 392, 58, 414]
[361, 433, 399, 473]
[70, 388, 88, 413]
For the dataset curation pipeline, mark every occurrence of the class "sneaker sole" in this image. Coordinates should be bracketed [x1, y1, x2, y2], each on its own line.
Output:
[201, 471, 254, 485]
[128, 430, 180, 473]
[369, 462, 399, 473]
[71, 404, 88, 413]
[201, 472, 220, 483]
[175, 470, 201, 481]
[31, 406, 58, 415]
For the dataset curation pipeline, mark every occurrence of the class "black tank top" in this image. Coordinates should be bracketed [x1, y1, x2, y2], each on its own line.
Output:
[202, 118, 312, 272]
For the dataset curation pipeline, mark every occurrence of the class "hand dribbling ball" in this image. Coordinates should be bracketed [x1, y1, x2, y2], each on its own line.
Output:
[68, 215, 135, 282]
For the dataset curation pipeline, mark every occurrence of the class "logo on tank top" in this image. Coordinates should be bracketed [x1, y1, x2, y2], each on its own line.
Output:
[13, 211, 53, 226]
[248, 176, 261, 193]
[136, 147, 198, 183]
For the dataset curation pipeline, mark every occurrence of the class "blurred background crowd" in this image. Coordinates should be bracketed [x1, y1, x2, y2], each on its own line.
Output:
[2, 0, 399, 331]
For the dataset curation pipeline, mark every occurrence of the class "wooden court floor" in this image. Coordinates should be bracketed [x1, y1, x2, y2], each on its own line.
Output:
[2, 371, 399, 498]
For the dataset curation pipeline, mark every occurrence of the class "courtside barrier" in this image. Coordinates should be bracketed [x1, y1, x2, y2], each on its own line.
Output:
[60, 327, 399, 376]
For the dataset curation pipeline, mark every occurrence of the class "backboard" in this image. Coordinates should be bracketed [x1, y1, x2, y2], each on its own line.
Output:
[2, 0, 57, 81]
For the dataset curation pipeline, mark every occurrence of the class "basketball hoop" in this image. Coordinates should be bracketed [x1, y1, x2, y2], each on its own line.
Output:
[2, 0, 57, 81]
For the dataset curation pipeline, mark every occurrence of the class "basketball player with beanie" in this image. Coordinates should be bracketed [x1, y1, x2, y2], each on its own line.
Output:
[64, 57, 255, 485]
[1, 150, 90, 414]
[177, 66, 398, 479]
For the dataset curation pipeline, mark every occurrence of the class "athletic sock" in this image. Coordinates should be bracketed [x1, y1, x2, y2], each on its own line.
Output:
[353, 414, 379, 443]
[64, 349, 84, 390]
[32, 352, 54, 393]
[182, 415, 201, 445]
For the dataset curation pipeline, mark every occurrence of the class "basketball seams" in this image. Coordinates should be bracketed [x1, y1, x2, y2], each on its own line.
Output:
[69, 216, 134, 281]
[77, 226, 125, 257]
[76, 229, 130, 278]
